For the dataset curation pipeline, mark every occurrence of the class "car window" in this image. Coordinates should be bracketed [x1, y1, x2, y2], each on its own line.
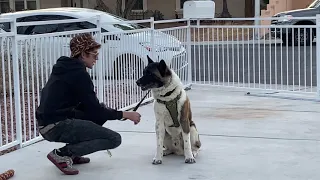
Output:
[14, 14, 108, 35]
[18, 14, 108, 34]
[59, 21, 108, 33]
[308, 0, 320, 8]
[0, 22, 10, 32]
[16, 15, 69, 35]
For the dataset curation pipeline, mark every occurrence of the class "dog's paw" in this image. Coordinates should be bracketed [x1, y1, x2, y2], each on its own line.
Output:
[163, 149, 173, 156]
[152, 158, 162, 165]
[185, 157, 196, 164]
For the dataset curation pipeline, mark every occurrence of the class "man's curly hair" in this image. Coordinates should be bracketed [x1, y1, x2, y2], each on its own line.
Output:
[70, 33, 101, 58]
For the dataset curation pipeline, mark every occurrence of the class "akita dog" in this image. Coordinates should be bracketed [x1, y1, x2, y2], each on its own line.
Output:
[136, 55, 201, 165]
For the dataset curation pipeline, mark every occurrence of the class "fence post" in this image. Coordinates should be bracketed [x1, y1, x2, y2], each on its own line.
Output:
[11, 19, 22, 149]
[186, 18, 192, 87]
[150, 17, 155, 61]
[96, 15, 104, 102]
[317, 14, 320, 98]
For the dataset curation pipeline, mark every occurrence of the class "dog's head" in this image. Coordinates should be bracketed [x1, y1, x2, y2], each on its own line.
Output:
[136, 55, 172, 91]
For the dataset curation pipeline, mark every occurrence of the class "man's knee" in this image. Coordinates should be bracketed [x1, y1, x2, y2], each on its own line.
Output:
[112, 132, 122, 148]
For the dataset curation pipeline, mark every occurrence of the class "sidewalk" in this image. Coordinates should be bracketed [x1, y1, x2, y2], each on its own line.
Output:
[1, 85, 320, 180]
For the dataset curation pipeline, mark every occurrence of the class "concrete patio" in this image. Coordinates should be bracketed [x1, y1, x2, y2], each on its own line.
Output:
[1, 85, 320, 180]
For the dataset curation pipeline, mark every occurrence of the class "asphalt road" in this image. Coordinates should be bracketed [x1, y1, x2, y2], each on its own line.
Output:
[190, 43, 317, 87]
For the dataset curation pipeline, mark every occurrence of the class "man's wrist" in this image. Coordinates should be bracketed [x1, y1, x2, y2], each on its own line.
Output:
[123, 111, 133, 119]
[122, 111, 128, 119]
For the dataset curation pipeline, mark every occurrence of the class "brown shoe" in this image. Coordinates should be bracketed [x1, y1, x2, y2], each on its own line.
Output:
[72, 156, 90, 164]
[47, 149, 79, 175]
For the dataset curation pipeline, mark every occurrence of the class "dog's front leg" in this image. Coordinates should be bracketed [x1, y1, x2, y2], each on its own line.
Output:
[182, 132, 196, 164]
[152, 119, 165, 165]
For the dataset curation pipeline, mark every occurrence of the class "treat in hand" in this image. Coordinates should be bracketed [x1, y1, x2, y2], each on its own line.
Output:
[123, 111, 141, 125]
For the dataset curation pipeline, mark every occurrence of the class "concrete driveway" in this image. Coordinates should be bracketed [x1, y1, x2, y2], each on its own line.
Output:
[1, 85, 320, 180]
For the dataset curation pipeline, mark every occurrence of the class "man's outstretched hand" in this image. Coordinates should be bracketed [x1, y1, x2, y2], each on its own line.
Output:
[123, 111, 141, 125]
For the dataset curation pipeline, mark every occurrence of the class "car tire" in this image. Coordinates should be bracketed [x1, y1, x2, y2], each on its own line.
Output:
[293, 27, 312, 46]
[283, 27, 313, 46]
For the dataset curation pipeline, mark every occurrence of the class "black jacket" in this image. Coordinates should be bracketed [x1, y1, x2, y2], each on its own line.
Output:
[36, 56, 123, 126]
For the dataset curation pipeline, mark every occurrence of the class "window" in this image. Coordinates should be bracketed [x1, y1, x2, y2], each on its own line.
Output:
[15, 1, 24, 11]
[15, 0, 37, 11]
[27, 1, 37, 10]
[0, 0, 10, 13]
[125, 0, 143, 10]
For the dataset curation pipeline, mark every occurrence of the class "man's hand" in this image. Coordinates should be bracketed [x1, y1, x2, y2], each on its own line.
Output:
[123, 111, 141, 125]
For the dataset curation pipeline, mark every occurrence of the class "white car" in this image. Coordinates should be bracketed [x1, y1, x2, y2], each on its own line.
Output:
[0, 7, 187, 79]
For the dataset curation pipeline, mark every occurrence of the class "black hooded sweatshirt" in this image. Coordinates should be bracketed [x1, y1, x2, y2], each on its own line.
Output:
[36, 56, 123, 126]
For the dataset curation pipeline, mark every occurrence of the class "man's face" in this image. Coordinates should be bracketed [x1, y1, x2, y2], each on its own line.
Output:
[82, 48, 99, 69]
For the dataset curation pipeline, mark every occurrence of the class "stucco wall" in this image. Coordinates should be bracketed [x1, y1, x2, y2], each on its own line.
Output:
[39, 0, 62, 8]
[291, 0, 314, 10]
[38, 0, 246, 19]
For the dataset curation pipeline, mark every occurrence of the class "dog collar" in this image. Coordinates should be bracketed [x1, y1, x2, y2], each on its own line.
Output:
[160, 87, 177, 97]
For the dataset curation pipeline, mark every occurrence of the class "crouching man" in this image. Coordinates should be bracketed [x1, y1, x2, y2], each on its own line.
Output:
[36, 33, 141, 175]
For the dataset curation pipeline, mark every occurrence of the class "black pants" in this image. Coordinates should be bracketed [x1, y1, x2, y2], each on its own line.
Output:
[40, 118, 122, 157]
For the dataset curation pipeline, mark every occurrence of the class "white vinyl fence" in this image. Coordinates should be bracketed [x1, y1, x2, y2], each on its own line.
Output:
[1, 14, 320, 154]
[188, 16, 319, 94]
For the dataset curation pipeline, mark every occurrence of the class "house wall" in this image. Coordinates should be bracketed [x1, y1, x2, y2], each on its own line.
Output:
[100, 0, 246, 19]
[37, 0, 247, 19]
[291, 0, 314, 10]
[39, 0, 95, 9]
[39, 0, 61, 8]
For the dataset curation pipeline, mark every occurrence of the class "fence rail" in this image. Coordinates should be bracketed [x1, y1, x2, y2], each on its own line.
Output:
[186, 16, 319, 95]
[1, 15, 320, 155]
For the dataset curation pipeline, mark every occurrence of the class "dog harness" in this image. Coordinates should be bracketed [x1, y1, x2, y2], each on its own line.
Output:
[156, 88, 182, 127]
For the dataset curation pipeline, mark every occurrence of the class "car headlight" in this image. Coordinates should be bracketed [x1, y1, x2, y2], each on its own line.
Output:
[139, 42, 168, 52]
[139, 42, 182, 52]
[278, 15, 293, 22]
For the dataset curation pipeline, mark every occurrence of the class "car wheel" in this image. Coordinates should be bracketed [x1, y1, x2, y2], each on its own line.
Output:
[293, 27, 312, 46]
[113, 54, 145, 80]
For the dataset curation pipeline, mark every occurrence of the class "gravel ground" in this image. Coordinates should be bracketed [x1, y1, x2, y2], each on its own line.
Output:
[0, 93, 39, 155]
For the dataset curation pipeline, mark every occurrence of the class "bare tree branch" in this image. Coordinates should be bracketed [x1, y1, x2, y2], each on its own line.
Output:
[219, 0, 232, 18]
[123, 0, 138, 18]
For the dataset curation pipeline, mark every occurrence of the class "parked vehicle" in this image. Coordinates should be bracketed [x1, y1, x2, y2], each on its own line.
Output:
[0, 7, 186, 79]
[270, 0, 319, 46]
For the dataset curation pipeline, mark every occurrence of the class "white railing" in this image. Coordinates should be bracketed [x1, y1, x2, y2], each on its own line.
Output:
[0, 18, 19, 153]
[187, 16, 318, 94]
[1, 14, 320, 155]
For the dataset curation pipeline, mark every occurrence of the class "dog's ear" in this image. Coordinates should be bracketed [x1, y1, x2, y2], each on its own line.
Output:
[147, 55, 154, 64]
[158, 60, 169, 77]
